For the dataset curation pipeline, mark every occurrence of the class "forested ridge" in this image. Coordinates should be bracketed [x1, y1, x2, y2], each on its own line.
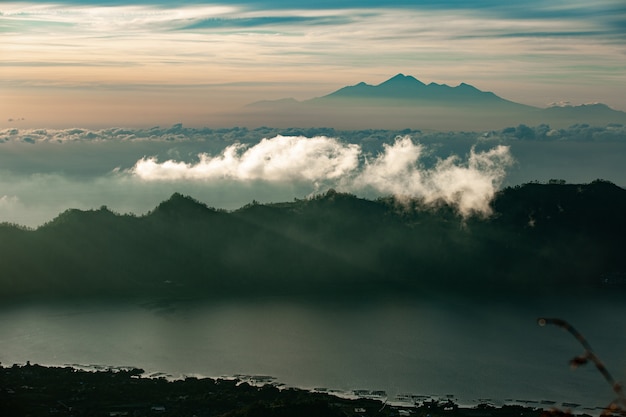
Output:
[1, 181, 624, 301]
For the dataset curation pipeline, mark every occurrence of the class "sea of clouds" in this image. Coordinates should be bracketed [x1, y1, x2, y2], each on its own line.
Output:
[1, 125, 624, 228]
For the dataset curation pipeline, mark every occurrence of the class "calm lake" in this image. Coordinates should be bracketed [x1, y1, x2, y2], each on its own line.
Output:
[1, 294, 624, 411]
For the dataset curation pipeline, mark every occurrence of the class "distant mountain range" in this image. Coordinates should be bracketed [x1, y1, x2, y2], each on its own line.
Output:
[242, 74, 626, 130]
[1, 181, 625, 302]
[316, 73, 532, 109]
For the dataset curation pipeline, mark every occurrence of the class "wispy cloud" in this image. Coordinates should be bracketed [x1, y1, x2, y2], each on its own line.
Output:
[0, 195, 20, 210]
[180, 15, 354, 31]
[352, 137, 513, 216]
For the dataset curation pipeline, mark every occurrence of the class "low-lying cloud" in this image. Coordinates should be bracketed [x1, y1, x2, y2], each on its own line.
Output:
[131, 135, 514, 216]
[354, 138, 513, 216]
[3, 126, 626, 228]
[0, 195, 20, 211]
[133, 135, 361, 183]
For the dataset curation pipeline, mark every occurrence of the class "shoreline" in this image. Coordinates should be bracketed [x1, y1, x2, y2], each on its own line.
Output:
[0, 363, 605, 417]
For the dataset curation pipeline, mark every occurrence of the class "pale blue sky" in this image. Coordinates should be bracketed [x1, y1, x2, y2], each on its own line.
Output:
[1, 0, 625, 127]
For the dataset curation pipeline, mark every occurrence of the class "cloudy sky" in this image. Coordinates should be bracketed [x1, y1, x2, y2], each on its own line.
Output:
[2, 0, 625, 127]
[1, 1, 626, 227]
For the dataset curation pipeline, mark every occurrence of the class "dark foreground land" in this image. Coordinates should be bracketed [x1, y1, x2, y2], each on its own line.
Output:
[0, 363, 584, 417]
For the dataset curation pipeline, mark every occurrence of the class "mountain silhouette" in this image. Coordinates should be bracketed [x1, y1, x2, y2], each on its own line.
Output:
[540, 103, 626, 125]
[243, 74, 626, 130]
[1, 182, 624, 302]
[317, 73, 532, 110]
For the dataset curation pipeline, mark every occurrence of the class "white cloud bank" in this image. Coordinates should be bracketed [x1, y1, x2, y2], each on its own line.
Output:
[354, 137, 513, 216]
[133, 135, 360, 183]
[131, 135, 513, 216]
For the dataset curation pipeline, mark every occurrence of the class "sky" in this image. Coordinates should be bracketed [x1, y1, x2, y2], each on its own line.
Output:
[2, 0, 626, 128]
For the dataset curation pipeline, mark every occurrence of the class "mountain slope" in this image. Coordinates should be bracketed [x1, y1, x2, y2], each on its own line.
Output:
[1, 182, 625, 301]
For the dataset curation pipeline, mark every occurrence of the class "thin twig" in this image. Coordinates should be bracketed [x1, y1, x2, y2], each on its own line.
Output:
[538, 317, 625, 415]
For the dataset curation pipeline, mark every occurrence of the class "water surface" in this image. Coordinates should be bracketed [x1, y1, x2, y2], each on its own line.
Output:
[1, 295, 624, 410]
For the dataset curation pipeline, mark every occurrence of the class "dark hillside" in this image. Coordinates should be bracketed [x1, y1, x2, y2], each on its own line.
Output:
[0, 182, 624, 301]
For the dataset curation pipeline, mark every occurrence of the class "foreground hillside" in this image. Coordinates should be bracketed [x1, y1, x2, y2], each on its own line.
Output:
[1, 364, 547, 417]
[1, 181, 625, 301]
